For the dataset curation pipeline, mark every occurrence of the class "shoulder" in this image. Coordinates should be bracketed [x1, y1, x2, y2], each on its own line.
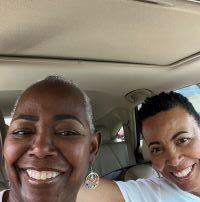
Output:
[0, 190, 6, 198]
[116, 176, 164, 189]
[116, 177, 200, 202]
[78, 179, 124, 202]
[0, 190, 9, 202]
[115, 177, 174, 202]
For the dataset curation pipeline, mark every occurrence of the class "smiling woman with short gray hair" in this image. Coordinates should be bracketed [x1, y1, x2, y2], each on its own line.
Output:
[2, 76, 101, 202]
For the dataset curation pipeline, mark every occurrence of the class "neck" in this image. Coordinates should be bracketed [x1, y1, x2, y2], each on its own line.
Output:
[7, 191, 77, 202]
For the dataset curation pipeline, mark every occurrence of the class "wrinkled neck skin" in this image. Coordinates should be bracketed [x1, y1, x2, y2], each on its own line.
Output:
[6, 189, 77, 202]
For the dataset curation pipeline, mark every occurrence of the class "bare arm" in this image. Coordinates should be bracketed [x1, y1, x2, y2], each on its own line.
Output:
[77, 179, 124, 202]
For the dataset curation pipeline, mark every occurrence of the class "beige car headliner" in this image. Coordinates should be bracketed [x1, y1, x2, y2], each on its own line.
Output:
[0, 0, 200, 120]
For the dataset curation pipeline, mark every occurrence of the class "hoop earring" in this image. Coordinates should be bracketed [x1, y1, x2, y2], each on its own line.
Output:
[85, 167, 99, 189]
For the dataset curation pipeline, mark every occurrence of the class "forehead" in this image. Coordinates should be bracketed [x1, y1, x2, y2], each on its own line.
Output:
[14, 83, 86, 116]
[142, 106, 197, 141]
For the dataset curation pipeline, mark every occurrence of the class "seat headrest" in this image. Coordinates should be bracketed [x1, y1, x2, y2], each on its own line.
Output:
[0, 110, 6, 151]
[0, 109, 9, 188]
[96, 126, 111, 144]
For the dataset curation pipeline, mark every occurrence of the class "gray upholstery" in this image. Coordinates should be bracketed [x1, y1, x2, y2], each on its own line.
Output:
[124, 140, 158, 181]
[93, 126, 129, 179]
[0, 110, 9, 190]
[124, 164, 158, 180]
[97, 126, 111, 144]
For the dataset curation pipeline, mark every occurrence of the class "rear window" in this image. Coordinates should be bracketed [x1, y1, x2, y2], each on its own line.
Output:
[113, 127, 125, 143]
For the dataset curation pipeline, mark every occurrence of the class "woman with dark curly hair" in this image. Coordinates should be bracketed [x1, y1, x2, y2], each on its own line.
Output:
[79, 91, 200, 202]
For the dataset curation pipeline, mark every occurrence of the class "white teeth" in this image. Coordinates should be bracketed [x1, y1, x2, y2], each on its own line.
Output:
[26, 169, 60, 180]
[173, 166, 192, 178]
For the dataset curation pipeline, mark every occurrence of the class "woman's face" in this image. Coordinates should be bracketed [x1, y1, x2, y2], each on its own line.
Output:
[143, 106, 200, 195]
[4, 84, 100, 202]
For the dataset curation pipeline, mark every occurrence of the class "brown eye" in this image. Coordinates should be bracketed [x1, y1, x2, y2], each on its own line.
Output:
[176, 138, 190, 145]
[55, 130, 79, 137]
[12, 129, 33, 137]
[150, 147, 163, 155]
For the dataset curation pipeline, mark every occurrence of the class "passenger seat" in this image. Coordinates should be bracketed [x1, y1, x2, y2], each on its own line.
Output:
[93, 126, 130, 180]
[0, 110, 9, 190]
[124, 140, 158, 181]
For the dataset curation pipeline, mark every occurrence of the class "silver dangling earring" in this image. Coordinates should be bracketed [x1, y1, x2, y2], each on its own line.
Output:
[85, 166, 99, 189]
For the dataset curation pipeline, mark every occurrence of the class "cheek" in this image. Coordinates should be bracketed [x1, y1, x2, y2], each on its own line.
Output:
[59, 140, 90, 168]
[151, 156, 165, 172]
[189, 141, 200, 159]
[4, 137, 27, 165]
[181, 138, 200, 160]
[3, 137, 29, 185]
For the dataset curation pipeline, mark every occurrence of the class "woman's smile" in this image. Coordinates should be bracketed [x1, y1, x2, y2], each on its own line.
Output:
[4, 77, 101, 202]
[170, 164, 194, 178]
[20, 168, 68, 188]
[143, 106, 200, 194]
[26, 169, 61, 181]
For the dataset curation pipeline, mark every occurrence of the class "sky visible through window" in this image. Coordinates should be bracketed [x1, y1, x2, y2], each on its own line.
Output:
[176, 84, 200, 113]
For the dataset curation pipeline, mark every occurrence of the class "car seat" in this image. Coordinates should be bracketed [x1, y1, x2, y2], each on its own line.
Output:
[0, 110, 9, 190]
[93, 126, 130, 180]
[124, 140, 158, 181]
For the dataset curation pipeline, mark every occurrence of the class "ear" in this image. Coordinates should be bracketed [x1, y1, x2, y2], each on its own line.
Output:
[89, 131, 101, 162]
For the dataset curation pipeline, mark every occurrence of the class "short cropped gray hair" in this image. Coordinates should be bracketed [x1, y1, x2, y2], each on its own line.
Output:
[12, 76, 95, 133]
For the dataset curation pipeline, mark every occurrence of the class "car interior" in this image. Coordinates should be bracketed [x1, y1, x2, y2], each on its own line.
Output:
[1, 0, 200, 190]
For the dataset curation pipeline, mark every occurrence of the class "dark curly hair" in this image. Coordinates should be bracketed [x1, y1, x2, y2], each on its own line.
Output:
[138, 91, 200, 134]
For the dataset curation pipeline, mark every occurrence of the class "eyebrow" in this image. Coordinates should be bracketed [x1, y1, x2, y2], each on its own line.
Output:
[148, 131, 188, 148]
[13, 114, 85, 127]
[148, 141, 160, 148]
[13, 114, 39, 122]
[171, 131, 188, 140]
[53, 114, 85, 127]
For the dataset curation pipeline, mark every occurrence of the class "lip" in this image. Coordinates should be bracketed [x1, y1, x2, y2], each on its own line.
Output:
[170, 164, 195, 181]
[19, 167, 68, 187]
[24, 170, 64, 187]
[20, 166, 66, 172]
[27, 169, 61, 180]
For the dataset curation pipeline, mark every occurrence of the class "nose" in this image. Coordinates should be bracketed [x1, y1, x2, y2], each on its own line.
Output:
[165, 148, 184, 166]
[28, 129, 58, 158]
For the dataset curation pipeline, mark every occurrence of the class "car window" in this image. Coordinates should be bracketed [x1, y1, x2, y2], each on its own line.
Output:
[4, 116, 11, 126]
[113, 127, 125, 143]
[176, 84, 200, 114]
